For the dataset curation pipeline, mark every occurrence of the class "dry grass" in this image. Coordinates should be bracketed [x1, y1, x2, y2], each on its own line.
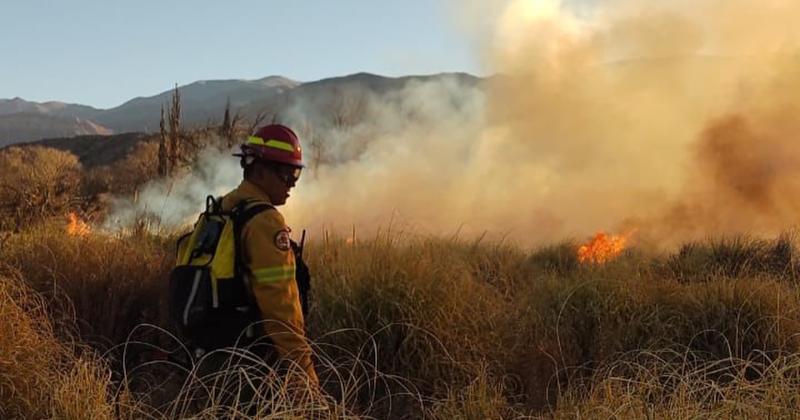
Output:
[0, 221, 172, 349]
[552, 352, 800, 418]
[3, 223, 800, 418]
[0, 273, 116, 419]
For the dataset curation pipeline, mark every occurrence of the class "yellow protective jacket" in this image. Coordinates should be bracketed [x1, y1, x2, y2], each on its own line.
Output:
[221, 180, 318, 385]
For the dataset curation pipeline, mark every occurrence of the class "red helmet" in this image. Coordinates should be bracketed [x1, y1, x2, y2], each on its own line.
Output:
[237, 124, 303, 167]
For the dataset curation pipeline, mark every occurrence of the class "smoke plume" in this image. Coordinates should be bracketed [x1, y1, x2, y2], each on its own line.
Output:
[104, 144, 241, 230]
[108, 0, 800, 247]
[476, 0, 800, 245]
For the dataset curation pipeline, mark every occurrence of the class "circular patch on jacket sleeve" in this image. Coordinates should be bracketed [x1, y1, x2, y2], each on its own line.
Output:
[274, 229, 291, 251]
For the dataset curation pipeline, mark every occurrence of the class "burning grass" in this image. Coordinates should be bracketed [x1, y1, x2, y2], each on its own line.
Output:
[576, 231, 633, 264]
[66, 212, 91, 237]
[3, 224, 800, 418]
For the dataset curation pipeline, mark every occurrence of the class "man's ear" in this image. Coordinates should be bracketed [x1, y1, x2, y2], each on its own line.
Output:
[243, 160, 262, 181]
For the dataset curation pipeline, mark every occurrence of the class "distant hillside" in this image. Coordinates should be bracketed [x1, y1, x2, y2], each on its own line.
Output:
[0, 72, 483, 146]
[0, 97, 102, 119]
[92, 76, 300, 133]
[0, 113, 112, 147]
[256, 72, 483, 123]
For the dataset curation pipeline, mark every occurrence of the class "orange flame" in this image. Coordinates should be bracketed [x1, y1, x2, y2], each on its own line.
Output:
[577, 231, 634, 264]
[66, 212, 91, 237]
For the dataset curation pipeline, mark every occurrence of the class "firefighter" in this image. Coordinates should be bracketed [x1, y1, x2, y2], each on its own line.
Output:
[221, 123, 318, 386]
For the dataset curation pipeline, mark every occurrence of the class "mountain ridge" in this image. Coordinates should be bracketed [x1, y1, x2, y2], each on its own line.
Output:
[0, 72, 482, 145]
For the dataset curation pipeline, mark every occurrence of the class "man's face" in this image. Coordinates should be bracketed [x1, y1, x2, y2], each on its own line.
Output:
[252, 162, 301, 206]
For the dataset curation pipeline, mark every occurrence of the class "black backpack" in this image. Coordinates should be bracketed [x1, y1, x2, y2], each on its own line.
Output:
[169, 196, 311, 352]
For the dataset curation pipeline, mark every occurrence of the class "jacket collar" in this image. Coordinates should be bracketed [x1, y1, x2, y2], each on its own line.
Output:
[235, 179, 273, 205]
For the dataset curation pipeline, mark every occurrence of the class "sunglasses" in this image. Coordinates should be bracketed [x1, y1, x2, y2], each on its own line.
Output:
[272, 165, 302, 186]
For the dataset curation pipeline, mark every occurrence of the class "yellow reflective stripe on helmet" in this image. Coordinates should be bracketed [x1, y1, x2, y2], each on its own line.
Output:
[252, 265, 295, 284]
[247, 136, 295, 152]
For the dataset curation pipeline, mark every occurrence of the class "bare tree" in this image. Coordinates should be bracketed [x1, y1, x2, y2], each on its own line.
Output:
[168, 84, 181, 170]
[157, 84, 182, 176]
[247, 107, 277, 134]
[219, 98, 243, 147]
[296, 120, 326, 176]
[330, 88, 367, 129]
[158, 105, 168, 176]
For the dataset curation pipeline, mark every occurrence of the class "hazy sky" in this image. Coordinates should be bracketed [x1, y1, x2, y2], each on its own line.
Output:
[0, 0, 481, 108]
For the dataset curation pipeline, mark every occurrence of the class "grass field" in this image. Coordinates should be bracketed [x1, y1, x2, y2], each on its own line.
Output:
[3, 222, 800, 418]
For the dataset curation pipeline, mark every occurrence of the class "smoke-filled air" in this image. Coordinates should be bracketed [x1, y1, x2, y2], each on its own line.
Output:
[13, 2, 800, 418]
[107, 0, 800, 247]
[482, 0, 800, 246]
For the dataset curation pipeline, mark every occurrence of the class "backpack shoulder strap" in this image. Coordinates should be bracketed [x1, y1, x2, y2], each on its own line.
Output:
[232, 199, 275, 286]
[235, 199, 274, 227]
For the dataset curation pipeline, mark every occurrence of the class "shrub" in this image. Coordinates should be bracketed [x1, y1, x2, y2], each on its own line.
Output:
[84, 141, 160, 197]
[0, 146, 82, 230]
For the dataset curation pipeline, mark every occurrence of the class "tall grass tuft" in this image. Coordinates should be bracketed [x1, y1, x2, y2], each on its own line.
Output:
[6, 224, 800, 418]
[665, 235, 797, 280]
[0, 274, 116, 419]
[553, 352, 800, 418]
[0, 222, 172, 349]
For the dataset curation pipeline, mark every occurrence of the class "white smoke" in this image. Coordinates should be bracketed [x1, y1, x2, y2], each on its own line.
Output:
[106, 0, 800, 246]
[103, 144, 242, 231]
[104, 77, 490, 238]
[285, 77, 488, 236]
